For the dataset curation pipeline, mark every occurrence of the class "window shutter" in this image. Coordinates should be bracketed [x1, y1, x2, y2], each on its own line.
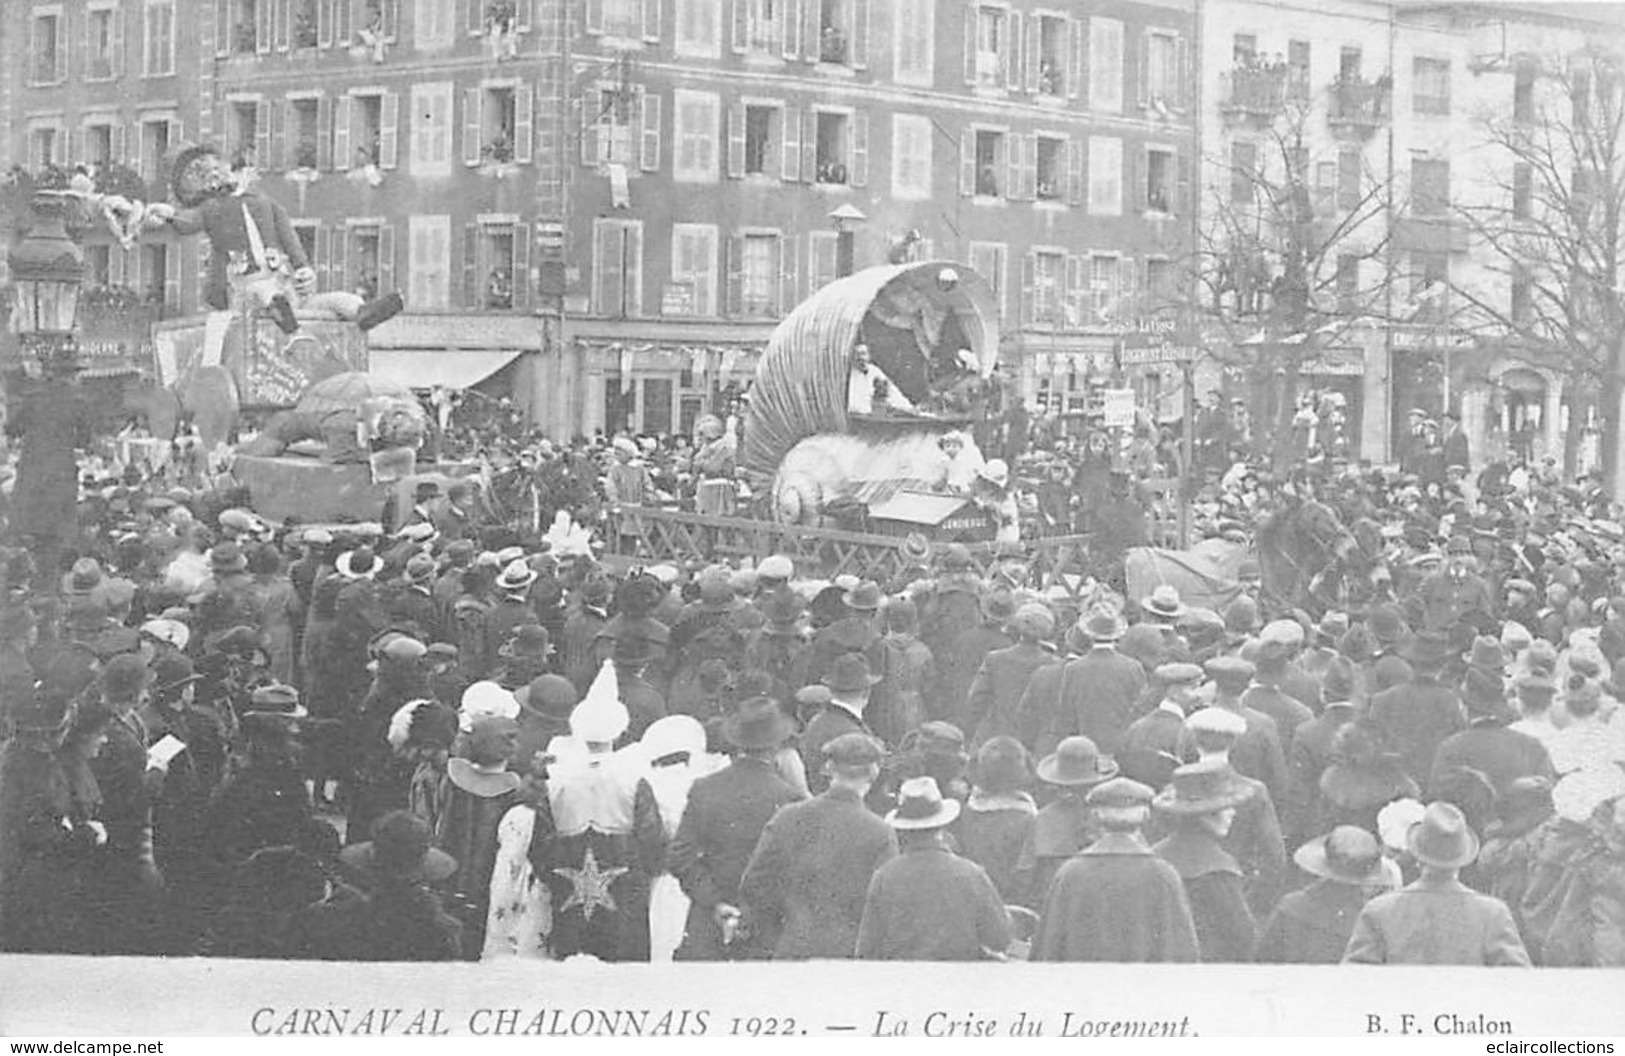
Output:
[781, 106, 801, 181]
[1005, 11, 1022, 90]
[1175, 35, 1189, 109]
[379, 91, 399, 168]
[110, 6, 125, 76]
[316, 225, 331, 289]
[1025, 15, 1040, 93]
[801, 110, 816, 184]
[579, 96, 599, 166]
[778, 233, 797, 315]
[332, 225, 348, 291]
[378, 223, 396, 293]
[275, 0, 291, 50]
[513, 225, 531, 307]
[516, 0, 532, 33]
[58, 12, 70, 81]
[1005, 133, 1020, 201]
[257, 0, 273, 52]
[282, 99, 299, 169]
[639, 91, 661, 171]
[1176, 150, 1191, 216]
[1022, 135, 1038, 200]
[333, 94, 352, 169]
[1020, 250, 1035, 326]
[850, 111, 868, 187]
[317, 95, 335, 169]
[384, 0, 400, 38]
[318, 0, 335, 46]
[258, 100, 275, 170]
[463, 87, 483, 166]
[731, 0, 747, 53]
[1069, 18, 1086, 102]
[850, 0, 869, 69]
[128, 120, 141, 170]
[467, 0, 483, 35]
[515, 83, 535, 163]
[1118, 255, 1135, 312]
[336, 0, 352, 41]
[216, 0, 231, 56]
[642, 0, 660, 42]
[963, 3, 976, 84]
[726, 101, 746, 177]
[111, 124, 126, 167]
[126, 245, 140, 292]
[1137, 31, 1150, 108]
[726, 232, 744, 315]
[1067, 254, 1086, 326]
[781, 0, 799, 58]
[801, 0, 817, 62]
[585, 0, 603, 33]
[1067, 137, 1084, 205]
[960, 130, 975, 195]
[64, 127, 79, 168]
[110, 243, 126, 285]
[164, 251, 180, 312]
[463, 222, 480, 306]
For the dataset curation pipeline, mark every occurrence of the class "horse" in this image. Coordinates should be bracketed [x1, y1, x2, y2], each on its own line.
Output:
[1256, 497, 1361, 616]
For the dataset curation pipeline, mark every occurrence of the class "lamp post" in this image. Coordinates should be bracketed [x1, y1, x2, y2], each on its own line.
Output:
[5, 190, 87, 589]
[829, 203, 867, 279]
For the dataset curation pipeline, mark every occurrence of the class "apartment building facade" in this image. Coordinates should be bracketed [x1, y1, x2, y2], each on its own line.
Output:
[3, 0, 1197, 439]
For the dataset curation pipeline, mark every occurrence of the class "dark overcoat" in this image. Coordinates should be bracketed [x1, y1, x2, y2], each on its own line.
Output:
[855, 845, 1011, 960]
[1030, 833, 1200, 962]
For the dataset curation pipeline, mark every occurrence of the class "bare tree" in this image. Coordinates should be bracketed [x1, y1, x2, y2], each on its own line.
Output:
[1450, 44, 1624, 483]
[1182, 69, 1401, 471]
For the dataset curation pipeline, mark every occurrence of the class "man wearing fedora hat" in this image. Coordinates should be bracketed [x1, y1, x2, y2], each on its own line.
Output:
[740, 733, 897, 960]
[303, 810, 464, 961]
[1152, 760, 1258, 963]
[1343, 801, 1529, 965]
[968, 602, 1060, 748]
[1429, 664, 1554, 812]
[670, 697, 805, 961]
[1031, 777, 1199, 963]
[856, 777, 1012, 960]
[1013, 736, 1119, 907]
[1256, 825, 1391, 963]
[799, 653, 882, 791]
[1419, 534, 1495, 633]
[384, 552, 444, 644]
[1367, 630, 1468, 790]
[1046, 609, 1146, 759]
[482, 561, 541, 672]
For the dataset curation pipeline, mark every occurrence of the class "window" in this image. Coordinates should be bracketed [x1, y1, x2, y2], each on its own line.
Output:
[1412, 57, 1450, 115]
[891, 114, 932, 199]
[479, 86, 519, 164]
[290, 0, 318, 47]
[592, 87, 636, 166]
[971, 5, 1008, 87]
[290, 98, 320, 170]
[676, 0, 720, 57]
[410, 82, 453, 175]
[1512, 162, 1532, 219]
[1336, 254, 1359, 312]
[1146, 32, 1178, 103]
[1287, 40, 1310, 100]
[467, 223, 523, 309]
[1411, 157, 1449, 216]
[408, 215, 450, 310]
[1510, 265, 1531, 324]
[1513, 67, 1535, 123]
[1338, 148, 1362, 211]
[593, 218, 644, 316]
[348, 93, 386, 168]
[1090, 18, 1124, 112]
[814, 111, 849, 184]
[1036, 16, 1066, 97]
[819, 0, 854, 65]
[894, 0, 933, 84]
[740, 233, 778, 317]
[738, 0, 783, 56]
[87, 7, 117, 80]
[230, 0, 258, 52]
[674, 90, 720, 182]
[1231, 141, 1257, 205]
[84, 123, 116, 169]
[28, 127, 60, 171]
[744, 105, 774, 175]
[1089, 254, 1120, 317]
[669, 223, 718, 316]
[1035, 136, 1064, 202]
[1232, 33, 1256, 67]
[141, 242, 171, 309]
[229, 101, 260, 167]
[140, 117, 174, 182]
[968, 242, 1006, 318]
[1314, 161, 1337, 215]
[597, 0, 642, 38]
[144, 0, 175, 75]
[1409, 251, 1447, 301]
[351, 226, 384, 299]
[414, 0, 453, 49]
[86, 244, 113, 287]
[974, 129, 1005, 196]
[1088, 136, 1122, 215]
[32, 11, 65, 85]
[1339, 46, 1361, 80]
[1032, 249, 1065, 325]
[1145, 148, 1174, 214]
[1571, 67, 1591, 126]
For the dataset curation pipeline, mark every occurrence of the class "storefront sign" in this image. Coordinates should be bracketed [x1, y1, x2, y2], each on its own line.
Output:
[1119, 322, 1196, 366]
[1300, 350, 1366, 376]
[1102, 387, 1136, 428]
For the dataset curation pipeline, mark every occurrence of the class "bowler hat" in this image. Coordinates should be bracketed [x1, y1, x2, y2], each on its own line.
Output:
[1367, 605, 1407, 647]
[1152, 760, 1251, 816]
[1294, 826, 1387, 885]
[340, 810, 457, 883]
[842, 581, 883, 612]
[824, 652, 881, 693]
[405, 553, 437, 583]
[1036, 735, 1118, 787]
[1406, 801, 1480, 869]
[886, 776, 961, 830]
[1081, 609, 1126, 642]
[721, 696, 796, 750]
[499, 623, 553, 660]
[514, 673, 578, 717]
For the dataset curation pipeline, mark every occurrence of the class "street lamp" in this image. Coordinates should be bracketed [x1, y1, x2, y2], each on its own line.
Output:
[7, 190, 84, 373]
[829, 203, 867, 279]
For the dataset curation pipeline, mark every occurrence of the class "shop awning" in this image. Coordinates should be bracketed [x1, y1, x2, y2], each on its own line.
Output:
[368, 349, 522, 390]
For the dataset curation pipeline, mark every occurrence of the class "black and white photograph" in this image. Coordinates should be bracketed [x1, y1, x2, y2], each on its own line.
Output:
[0, 0, 1623, 1040]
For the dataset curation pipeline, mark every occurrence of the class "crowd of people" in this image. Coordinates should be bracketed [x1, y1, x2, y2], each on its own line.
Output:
[1, 412, 1624, 969]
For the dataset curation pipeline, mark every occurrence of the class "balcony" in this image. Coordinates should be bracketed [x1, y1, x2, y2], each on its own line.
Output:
[1327, 75, 1391, 134]
[1219, 66, 1286, 121]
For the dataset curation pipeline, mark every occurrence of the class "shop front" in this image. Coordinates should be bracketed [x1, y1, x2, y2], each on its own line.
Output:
[580, 338, 762, 440]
